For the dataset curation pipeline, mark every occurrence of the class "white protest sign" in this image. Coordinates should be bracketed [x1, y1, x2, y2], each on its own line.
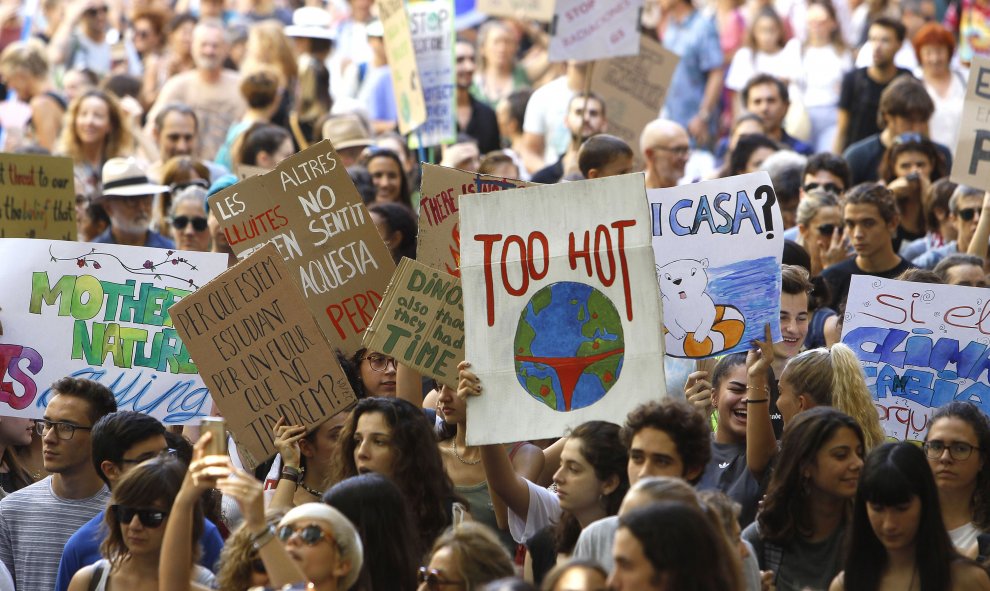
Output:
[408, 0, 456, 147]
[0, 239, 228, 424]
[841, 276, 990, 442]
[951, 56, 990, 192]
[648, 172, 783, 358]
[549, 0, 644, 62]
[460, 174, 665, 445]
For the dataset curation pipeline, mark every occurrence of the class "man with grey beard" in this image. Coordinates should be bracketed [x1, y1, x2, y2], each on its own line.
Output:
[146, 20, 246, 161]
[91, 158, 174, 249]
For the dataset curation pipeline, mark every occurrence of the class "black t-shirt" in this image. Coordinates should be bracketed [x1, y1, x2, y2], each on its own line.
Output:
[461, 95, 502, 155]
[838, 67, 913, 148]
[821, 256, 915, 310]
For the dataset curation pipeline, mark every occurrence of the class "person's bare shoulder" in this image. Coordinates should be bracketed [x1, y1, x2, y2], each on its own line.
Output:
[829, 571, 845, 591]
[952, 561, 990, 591]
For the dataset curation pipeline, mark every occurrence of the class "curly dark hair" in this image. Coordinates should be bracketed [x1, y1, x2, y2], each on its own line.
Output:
[620, 399, 712, 484]
[333, 397, 461, 551]
[926, 401, 990, 530]
[758, 407, 864, 544]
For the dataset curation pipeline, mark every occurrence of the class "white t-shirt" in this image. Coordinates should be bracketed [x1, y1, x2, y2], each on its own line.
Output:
[925, 73, 967, 156]
[725, 44, 802, 92]
[794, 42, 853, 108]
[507, 479, 562, 544]
[521, 76, 574, 164]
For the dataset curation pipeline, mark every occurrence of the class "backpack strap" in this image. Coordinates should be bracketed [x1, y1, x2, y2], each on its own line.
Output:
[87, 561, 106, 591]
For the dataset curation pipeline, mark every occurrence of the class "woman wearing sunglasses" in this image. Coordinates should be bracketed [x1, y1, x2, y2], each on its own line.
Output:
[66, 455, 213, 591]
[418, 522, 515, 591]
[169, 185, 212, 253]
[923, 401, 990, 557]
[795, 189, 844, 278]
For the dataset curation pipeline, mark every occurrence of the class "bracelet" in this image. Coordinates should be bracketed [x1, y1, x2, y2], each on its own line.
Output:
[745, 399, 769, 404]
[251, 525, 276, 551]
[280, 465, 301, 484]
[746, 384, 769, 394]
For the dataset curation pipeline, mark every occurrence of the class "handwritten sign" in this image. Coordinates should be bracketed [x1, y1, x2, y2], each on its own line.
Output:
[0, 238, 227, 423]
[951, 56, 990, 192]
[208, 140, 396, 356]
[408, 0, 456, 147]
[171, 243, 356, 468]
[590, 35, 679, 170]
[0, 153, 76, 240]
[460, 173, 665, 445]
[549, 0, 643, 62]
[841, 276, 990, 442]
[363, 257, 463, 387]
[378, 0, 428, 135]
[476, 0, 555, 22]
[417, 164, 535, 277]
[648, 172, 783, 358]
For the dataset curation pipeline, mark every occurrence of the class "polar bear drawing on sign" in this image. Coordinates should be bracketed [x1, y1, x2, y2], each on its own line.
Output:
[656, 258, 745, 358]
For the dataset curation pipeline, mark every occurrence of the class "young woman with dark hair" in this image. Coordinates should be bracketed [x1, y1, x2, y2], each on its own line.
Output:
[360, 148, 412, 210]
[830, 442, 990, 591]
[742, 407, 865, 591]
[323, 473, 419, 591]
[333, 397, 462, 553]
[369, 202, 417, 264]
[923, 401, 990, 556]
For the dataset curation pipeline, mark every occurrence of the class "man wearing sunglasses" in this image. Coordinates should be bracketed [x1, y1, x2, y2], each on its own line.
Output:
[0, 377, 117, 591]
[912, 186, 988, 269]
[54, 412, 225, 591]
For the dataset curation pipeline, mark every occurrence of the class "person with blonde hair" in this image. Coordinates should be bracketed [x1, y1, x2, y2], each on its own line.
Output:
[420, 522, 515, 591]
[57, 89, 136, 197]
[240, 20, 299, 134]
[796, 190, 843, 277]
[472, 20, 530, 107]
[0, 39, 66, 151]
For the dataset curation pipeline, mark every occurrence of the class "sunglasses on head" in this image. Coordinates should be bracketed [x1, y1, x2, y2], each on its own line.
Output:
[110, 505, 168, 528]
[804, 182, 842, 195]
[172, 215, 208, 231]
[277, 524, 330, 546]
[894, 132, 925, 145]
[958, 207, 982, 222]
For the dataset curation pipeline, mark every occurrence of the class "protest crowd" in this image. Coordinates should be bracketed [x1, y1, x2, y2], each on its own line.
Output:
[1, 0, 990, 589]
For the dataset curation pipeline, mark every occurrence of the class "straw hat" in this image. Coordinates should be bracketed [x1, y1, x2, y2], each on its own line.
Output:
[100, 157, 169, 198]
[323, 116, 373, 151]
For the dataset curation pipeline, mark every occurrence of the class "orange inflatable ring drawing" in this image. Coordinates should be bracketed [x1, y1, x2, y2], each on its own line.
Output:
[663, 304, 745, 358]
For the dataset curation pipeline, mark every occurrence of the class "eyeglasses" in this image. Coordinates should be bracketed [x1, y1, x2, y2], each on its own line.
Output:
[364, 353, 397, 372]
[278, 524, 332, 546]
[816, 223, 837, 236]
[84, 5, 109, 16]
[923, 440, 980, 461]
[804, 182, 843, 195]
[36, 419, 92, 440]
[119, 448, 178, 465]
[418, 567, 466, 591]
[171, 215, 208, 231]
[110, 505, 169, 528]
[957, 207, 982, 222]
[651, 145, 691, 157]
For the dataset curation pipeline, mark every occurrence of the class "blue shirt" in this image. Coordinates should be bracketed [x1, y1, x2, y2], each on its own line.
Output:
[92, 227, 175, 249]
[54, 511, 224, 591]
[662, 10, 723, 129]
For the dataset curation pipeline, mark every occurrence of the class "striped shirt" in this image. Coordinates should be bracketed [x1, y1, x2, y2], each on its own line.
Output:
[0, 476, 109, 591]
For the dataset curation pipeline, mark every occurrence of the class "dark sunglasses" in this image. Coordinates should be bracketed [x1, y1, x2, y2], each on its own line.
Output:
[958, 207, 982, 222]
[110, 505, 168, 528]
[804, 182, 842, 195]
[278, 524, 330, 545]
[172, 215, 208, 231]
[817, 223, 837, 236]
[418, 567, 465, 590]
[84, 5, 109, 16]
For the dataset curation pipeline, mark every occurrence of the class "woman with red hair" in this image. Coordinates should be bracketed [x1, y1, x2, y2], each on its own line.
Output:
[912, 23, 965, 155]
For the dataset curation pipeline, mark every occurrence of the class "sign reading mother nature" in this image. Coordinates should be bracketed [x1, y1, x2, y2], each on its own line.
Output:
[841, 276, 990, 442]
[209, 140, 396, 356]
[460, 174, 665, 445]
[648, 171, 783, 358]
[0, 238, 227, 423]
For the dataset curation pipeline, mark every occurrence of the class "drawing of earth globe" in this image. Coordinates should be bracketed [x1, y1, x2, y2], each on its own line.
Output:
[513, 282, 625, 412]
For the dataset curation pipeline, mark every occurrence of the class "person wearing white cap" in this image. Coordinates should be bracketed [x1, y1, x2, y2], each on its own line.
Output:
[92, 157, 174, 249]
[276, 503, 363, 591]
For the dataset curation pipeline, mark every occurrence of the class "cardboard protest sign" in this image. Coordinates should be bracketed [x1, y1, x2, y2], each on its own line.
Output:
[417, 164, 535, 276]
[408, 0, 456, 147]
[378, 0, 428, 135]
[363, 257, 463, 387]
[841, 276, 990, 442]
[235, 164, 267, 180]
[460, 174, 665, 445]
[208, 140, 396, 356]
[590, 35, 679, 170]
[549, 0, 643, 62]
[0, 153, 76, 240]
[951, 56, 990, 192]
[0, 238, 227, 423]
[171, 244, 356, 468]
[476, 0, 555, 22]
[648, 172, 783, 358]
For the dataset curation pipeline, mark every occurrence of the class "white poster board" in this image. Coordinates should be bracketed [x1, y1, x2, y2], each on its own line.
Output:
[951, 56, 990, 192]
[460, 174, 665, 445]
[0, 239, 228, 424]
[549, 0, 644, 62]
[408, 0, 456, 147]
[841, 276, 990, 442]
[648, 172, 784, 358]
